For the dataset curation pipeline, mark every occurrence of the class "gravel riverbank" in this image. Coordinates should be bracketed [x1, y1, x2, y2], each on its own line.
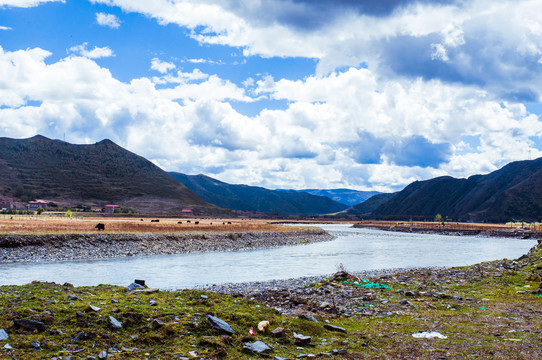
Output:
[0, 228, 333, 263]
[199, 268, 416, 295]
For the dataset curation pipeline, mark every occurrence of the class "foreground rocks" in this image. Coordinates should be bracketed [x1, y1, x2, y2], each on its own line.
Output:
[0, 229, 333, 263]
[1, 242, 542, 359]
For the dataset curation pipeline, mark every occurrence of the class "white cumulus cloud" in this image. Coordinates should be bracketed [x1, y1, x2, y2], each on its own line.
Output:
[4, 0, 542, 191]
[150, 58, 176, 74]
[96, 12, 121, 29]
[68, 43, 114, 59]
[0, 0, 63, 8]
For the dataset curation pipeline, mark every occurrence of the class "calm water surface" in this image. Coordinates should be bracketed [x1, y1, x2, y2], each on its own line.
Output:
[0, 224, 536, 288]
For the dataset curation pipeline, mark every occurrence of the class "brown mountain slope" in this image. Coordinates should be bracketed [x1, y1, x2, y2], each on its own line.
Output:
[169, 173, 349, 216]
[372, 158, 542, 222]
[0, 135, 216, 213]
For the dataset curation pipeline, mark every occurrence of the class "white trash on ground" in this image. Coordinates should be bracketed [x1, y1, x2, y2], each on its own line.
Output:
[412, 331, 448, 339]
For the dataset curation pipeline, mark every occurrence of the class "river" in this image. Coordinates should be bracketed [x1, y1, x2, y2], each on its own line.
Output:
[0, 224, 536, 288]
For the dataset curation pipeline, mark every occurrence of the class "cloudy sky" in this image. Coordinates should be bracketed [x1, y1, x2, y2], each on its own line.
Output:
[1, 0, 542, 192]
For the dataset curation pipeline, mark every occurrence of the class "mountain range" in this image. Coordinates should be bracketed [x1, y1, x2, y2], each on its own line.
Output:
[279, 189, 380, 206]
[0, 135, 540, 222]
[169, 173, 349, 216]
[372, 158, 542, 222]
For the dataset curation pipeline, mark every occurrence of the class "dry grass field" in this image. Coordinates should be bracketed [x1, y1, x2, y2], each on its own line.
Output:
[0, 216, 299, 235]
[1, 216, 535, 235]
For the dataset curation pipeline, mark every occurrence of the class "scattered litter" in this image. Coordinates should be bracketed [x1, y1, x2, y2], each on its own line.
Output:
[412, 331, 447, 339]
[343, 278, 392, 289]
[257, 320, 270, 332]
[249, 326, 255, 335]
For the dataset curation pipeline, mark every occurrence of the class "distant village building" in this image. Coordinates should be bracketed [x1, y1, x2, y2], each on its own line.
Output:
[28, 200, 48, 211]
[104, 204, 120, 213]
[0, 200, 14, 210]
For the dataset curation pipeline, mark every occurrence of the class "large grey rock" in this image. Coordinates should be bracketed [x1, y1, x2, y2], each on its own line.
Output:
[243, 340, 272, 354]
[206, 315, 234, 335]
[125, 283, 145, 291]
[0, 329, 7, 340]
[14, 319, 46, 331]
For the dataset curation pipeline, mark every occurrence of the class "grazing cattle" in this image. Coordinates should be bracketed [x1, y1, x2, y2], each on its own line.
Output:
[95, 223, 105, 231]
[140, 219, 144, 221]
[227, 221, 232, 224]
[223, 222, 225, 225]
[151, 219, 159, 223]
[186, 220, 191, 223]
[195, 221, 199, 225]
[210, 222, 212, 225]
[178, 221, 182, 224]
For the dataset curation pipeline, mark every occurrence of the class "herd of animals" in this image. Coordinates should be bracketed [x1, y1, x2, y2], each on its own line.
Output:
[94, 220, 232, 231]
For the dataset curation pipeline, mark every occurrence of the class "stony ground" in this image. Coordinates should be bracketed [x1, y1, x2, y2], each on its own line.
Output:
[0, 229, 333, 263]
[1, 243, 541, 359]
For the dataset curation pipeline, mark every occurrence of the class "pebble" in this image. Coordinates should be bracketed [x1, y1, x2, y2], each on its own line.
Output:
[109, 316, 123, 329]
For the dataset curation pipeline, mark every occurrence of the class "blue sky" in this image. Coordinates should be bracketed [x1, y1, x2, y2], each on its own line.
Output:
[1, 0, 542, 192]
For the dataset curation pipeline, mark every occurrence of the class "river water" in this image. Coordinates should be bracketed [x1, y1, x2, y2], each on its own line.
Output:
[0, 224, 536, 288]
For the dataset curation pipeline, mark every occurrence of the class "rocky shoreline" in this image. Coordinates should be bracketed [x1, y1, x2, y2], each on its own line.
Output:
[0, 229, 334, 263]
[353, 223, 542, 239]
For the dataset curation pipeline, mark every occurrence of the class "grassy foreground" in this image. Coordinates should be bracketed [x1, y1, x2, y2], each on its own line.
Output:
[1, 244, 541, 359]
